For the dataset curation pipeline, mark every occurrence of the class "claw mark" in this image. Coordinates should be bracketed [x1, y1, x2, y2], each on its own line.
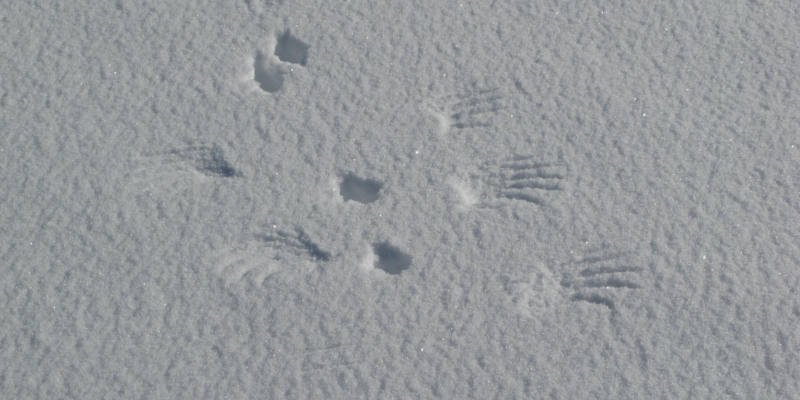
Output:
[507, 181, 562, 191]
[254, 226, 331, 262]
[212, 226, 330, 286]
[136, 144, 241, 180]
[500, 191, 545, 205]
[570, 252, 631, 265]
[570, 293, 616, 310]
[171, 145, 241, 178]
[423, 86, 504, 134]
[561, 248, 643, 312]
[570, 278, 641, 289]
[211, 242, 286, 286]
[498, 158, 566, 205]
[476, 155, 567, 207]
[579, 266, 642, 277]
[507, 170, 566, 180]
[450, 88, 503, 129]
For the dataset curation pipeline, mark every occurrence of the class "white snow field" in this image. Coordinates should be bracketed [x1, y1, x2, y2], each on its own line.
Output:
[2, 1, 799, 398]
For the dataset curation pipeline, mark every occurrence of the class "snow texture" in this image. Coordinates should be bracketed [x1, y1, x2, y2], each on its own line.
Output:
[1, 0, 799, 399]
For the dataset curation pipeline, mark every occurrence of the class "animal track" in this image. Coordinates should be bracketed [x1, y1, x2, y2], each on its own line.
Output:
[212, 227, 330, 286]
[249, 30, 308, 93]
[495, 156, 566, 205]
[370, 242, 411, 275]
[339, 173, 383, 204]
[253, 227, 331, 262]
[132, 144, 241, 183]
[506, 268, 562, 319]
[274, 30, 310, 66]
[423, 86, 504, 134]
[459, 155, 567, 208]
[559, 249, 643, 311]
[170, 145, 241, 178]
[253, 51, 286, 93]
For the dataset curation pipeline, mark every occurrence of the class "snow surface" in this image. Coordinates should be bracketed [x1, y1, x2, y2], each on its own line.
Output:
[2, 0, 799, 398]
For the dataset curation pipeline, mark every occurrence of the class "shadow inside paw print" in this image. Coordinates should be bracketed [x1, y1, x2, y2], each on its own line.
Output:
[340, 173, 383, 204]
[254, 51, 285, 93]
[274, 30, 310, 66]
[372, 242, 411, 275]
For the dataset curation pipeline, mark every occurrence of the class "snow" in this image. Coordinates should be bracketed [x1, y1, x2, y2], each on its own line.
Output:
[1, 0, 799, 398]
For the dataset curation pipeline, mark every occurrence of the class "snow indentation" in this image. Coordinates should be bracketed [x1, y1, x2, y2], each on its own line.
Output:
[339, 173, 383, 204]
[274, 30, 310, 66]
[371, 242, 411, 275]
